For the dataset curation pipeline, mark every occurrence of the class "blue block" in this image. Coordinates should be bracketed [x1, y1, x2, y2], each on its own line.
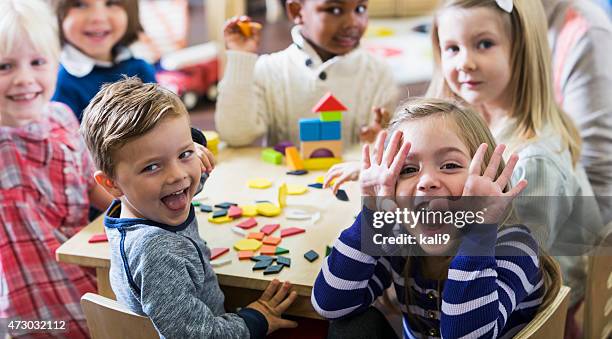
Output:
[299, 119, 321, 141]
[320, 121, 341, 140]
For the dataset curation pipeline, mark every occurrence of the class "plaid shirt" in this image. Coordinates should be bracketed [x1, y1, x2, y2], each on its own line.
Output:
[0, 102, 97, 338]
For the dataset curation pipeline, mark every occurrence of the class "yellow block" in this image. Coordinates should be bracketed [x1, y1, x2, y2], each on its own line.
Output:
[256, 202, 282, 217]
[234, 239, 262, 252]
[304, 158, 342, 171]
[248, 178, 272, 189]
[287, 184, 308, 195]
[315, 176, 336, 186]
[208, 214, 233, 224]
[202, 130, 219, 155]
[278, 183, 288, 208]
[285, 146, 304, 170]
[241, 205, 258, 217]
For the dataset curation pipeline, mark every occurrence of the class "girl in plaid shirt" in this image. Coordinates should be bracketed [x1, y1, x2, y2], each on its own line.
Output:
[0, 0, 113, 337]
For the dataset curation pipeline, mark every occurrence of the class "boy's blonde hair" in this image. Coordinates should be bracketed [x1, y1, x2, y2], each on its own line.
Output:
[80, 77, 188, 178]
[0, 0, 60, 60]
[427, 0, 581, 165]
[390, 98, 561, 331]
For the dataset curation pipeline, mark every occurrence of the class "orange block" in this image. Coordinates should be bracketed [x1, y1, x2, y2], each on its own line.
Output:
[263, 236, 281, 246]
[285, 146, 304, 170]
[238, 250, 254, 260]
[248, 232, 265, 241]
[260, 245, 277, 255]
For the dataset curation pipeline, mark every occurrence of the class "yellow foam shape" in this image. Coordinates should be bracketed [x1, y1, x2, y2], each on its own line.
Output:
[241, 205, 258, 217]
[287, 184, 308, 195]
[248, 178, 272, 189]
[208, 214, 233, 224]
[256, 202, 282, 217]
[278, 183, 287, 208]
[234, 239, 262, 252]
[304, 158, 342, 171]
[315, 176, 336, 186]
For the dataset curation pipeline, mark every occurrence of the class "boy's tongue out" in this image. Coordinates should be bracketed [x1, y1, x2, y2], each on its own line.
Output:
[161, 189, 188, 211]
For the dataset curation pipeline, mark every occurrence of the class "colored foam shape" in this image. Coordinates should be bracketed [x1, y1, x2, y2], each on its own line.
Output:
[312, 92, 348, 113]
[253, 260, 273, 270]
[199, 204, 213, 213]
[263, 236, 281, 245]
[304, 250, 319, 262]
[280, 227, 305, 238]
[260, 224, 280, 235]
[241, 205, 258, 217]
[303, 158, 342, 170]
[260, 245, 277, 255]
[227, 206, 243, 218]
[263, 264, 284, 275]
[336, 189, 349, 201]
[262, 148, 283, 165]
[286, 184, 308, 195]
[236, 217, 258, 229]
[285, 146, 304, 171]
[320, 111, 343, 122]
[208, 215, 233, 224]
[275, 247, 289, 255]
[251, 255, 274, 262]
[238, 251, 254, 260]
[274, 141, 294, 155]
[278, 183, 287, 208]
[286, 170, 308, 175]
[248, 232, 265, 241]
[320, 121, 341, 140]
[88, 233, 108, 243]
[248, 178, 272, 189]
[234, 239, 262, 252]
[256, 202, 282, 217]
[276, 256, 291, 267]
[299, 119, 321, 141]
[215, 202, 237, 209]
[210, 248, 229, 260]
[301, 140, 342, 162]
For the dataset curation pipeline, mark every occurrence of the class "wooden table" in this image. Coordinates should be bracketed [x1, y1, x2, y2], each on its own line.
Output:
[56, 147, 362, 319]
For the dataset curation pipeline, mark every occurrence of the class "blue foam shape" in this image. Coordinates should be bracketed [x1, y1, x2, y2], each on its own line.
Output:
[320, 121, 341, 140]
[299, 118, 321, 141]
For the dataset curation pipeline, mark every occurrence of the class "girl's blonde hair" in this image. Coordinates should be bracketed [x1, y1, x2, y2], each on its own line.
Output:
[0, 0, 60, 60]
[427, 0, 581, 165]
[389, 98, 561, 332]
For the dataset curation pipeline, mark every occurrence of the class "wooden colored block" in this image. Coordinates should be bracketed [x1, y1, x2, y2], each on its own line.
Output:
[251, 255, 274, 262]
[203, 130, 219, 155]
[191, 201, 201, 207]
[280, 227, 305, 238]
[304, 250, 319, 262]
[208, 214, 233, 224]
[238, 251, 255, 260]
[88, 233, 108, 243]
[263, 236, 281, 245]
[286, 209, 311, 220]
[335, 189, 349, 201]
[210, 257, 232, 267]
[260, 245, 277, 255]
[299, 119, 321, 141]
[303, 157, 342, 170]
[232, 226, 247, 236]
[326, 245, 332, 256]
[286, 170, 308, 175]
[199, 204, 213, 213]
[276, 256, 291, 267]
[236, 20, 261, 37]
[275, 247, 289, 255]
[210, 247, 229, 260]
[253, 260, 273, 270]
[274, 141, 294, 155]
[234, 239, 262, 252]
[215, 202, 238, 209]
[256, 202, 281, 217]
[237, 217, 258, 229]
[227, 206, 243, 218]
[312, 92, 347, 113]
[308, 183, 323, 189]
[301, 140, 342, 159]
[286, 184, 308, 195]
[212, 209, 227, 218]
[248, 232, 265, 240]
[263, 264, 284, 275]
[240, 205, 258, 217]
[260, 224, 280, 235]
[262, 148, 283, 165]
[278, 183, 287, 208]
[315, 176, 336, 186]
[320, 121, 341, 140]
[248, 178, 272, 189]
[285, 146, 304, 171]
[320, 111, 343, 122]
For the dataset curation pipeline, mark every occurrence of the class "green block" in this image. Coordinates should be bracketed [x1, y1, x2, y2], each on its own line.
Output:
[261, 148, 282, 165]
[320, 111, 343, 122]
[275, 247, 289, 255]
[326, 245, 332, 257]
[191, 201, 201, 207]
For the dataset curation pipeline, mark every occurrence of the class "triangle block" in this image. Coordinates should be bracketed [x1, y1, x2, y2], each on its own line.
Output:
[312, 92, 348, 113]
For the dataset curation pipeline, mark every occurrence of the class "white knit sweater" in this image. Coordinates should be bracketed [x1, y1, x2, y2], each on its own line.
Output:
[215, 26, 399, 147]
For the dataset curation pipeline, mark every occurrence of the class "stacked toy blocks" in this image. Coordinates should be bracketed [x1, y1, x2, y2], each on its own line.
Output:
[299, 93, 346, 170]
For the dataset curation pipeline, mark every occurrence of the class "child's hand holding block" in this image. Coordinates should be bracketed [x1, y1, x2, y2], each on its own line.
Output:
[223, 16, 262, 53]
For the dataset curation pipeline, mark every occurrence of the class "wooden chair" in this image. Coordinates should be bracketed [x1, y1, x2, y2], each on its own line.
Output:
[584, 222, 612, 339]
[514, 285, 571, 338]
[81, 293, 159, 339]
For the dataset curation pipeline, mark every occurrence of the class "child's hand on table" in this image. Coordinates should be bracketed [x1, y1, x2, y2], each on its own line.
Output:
[324, 161, 360, 194]
[247, 279, 298, 334]
[224, 16, 262, 53]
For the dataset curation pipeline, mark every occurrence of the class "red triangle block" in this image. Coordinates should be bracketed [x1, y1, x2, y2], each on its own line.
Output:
[88, 233, 108, 243]
[312, 92, 348, 113]
[227, 206, 243, 218]
[260, 224, 280, 235]
[237, 217, 258, 229]
[280, 227, 305, 238]
[210, 247, 229, 260]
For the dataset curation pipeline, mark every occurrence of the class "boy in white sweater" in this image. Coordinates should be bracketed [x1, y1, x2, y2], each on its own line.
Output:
[215, 0, 399, 147]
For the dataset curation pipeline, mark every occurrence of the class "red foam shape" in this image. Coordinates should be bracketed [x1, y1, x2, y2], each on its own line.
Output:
[312, 92, 347, 113]
[210, 247, 229, 260]
[280, 227, 306, 238]
[88, 233, 108, 243]
[260, 224, 280, 235]
[237, 217, 258, 229]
